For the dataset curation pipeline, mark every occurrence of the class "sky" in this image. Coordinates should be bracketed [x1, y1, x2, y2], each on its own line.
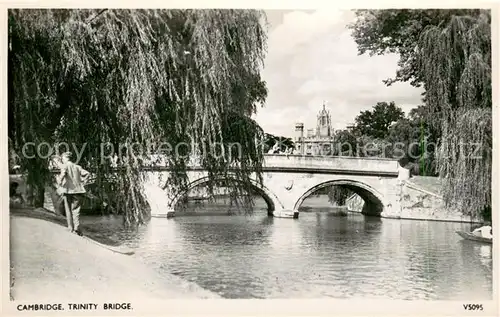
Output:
[251, 9, 425, 138]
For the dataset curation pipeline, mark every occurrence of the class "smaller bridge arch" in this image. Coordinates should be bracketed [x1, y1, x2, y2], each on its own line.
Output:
[168, 174, 284, 214]
[293, 179, 386, 216]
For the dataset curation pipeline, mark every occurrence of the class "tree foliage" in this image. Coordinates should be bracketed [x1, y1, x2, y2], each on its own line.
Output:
[348, 9, 484, 87]
[311, 185, 352, 207]
[352, 101, 404, 139]
[262, 133, 294, 153]
[327, 186, 352, 206]
[350, 9, 492, 219]
[332, 129, 358, 156]
[336, 102, 439, 176]
[419, 11, 491, 219]
[9, 9, 269, 224]
[385, 106, 438, 176]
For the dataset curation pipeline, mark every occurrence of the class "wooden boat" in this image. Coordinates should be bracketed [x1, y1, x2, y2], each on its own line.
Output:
[456, 231, 492, 244]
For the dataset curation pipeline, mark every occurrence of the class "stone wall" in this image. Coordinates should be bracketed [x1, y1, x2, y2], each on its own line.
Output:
[346, 177, 482, 223]
[399, 181, 480, 223]
[346, 194, 364, 213]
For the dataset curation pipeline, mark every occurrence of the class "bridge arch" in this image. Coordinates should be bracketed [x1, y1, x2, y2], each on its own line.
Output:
[293, 179, 386, 216]
[169, 175, 284, 213]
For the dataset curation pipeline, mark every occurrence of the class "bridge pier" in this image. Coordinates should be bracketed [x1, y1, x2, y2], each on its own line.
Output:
[271, 209, 300, 219]
[151, 209, 175, 218]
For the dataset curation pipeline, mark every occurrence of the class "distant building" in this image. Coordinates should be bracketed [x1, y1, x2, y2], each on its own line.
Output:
[294, 103, 335, 155]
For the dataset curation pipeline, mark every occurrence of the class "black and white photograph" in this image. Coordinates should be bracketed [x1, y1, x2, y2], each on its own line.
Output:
[2, 2, 498, 316]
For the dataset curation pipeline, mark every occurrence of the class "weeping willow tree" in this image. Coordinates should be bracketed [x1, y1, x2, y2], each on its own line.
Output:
[9, 9, 268, 225]
[327, 186, 352, 206]
[419, 10, 491, 220]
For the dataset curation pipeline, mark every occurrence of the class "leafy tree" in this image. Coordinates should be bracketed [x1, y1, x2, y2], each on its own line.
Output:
[419, 11, 491, 219]
[348, 9, 483, 87]
[339, 104, 437, 175]
[262, 133, 294, 153]
[350, 9, 492, 220]
[352, 101, 404, 140]
[385, 118, 419, 157]
[385, 110, 437, 176]
[327, 186, 352, 206]
[332, 129, 358, 156]
[332, 126, 387, 158]
[311, 186, 352, 207]
[9, 9, 268, 224]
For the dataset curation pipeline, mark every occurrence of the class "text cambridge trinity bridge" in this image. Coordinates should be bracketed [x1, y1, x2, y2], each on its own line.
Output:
[134, 154, 411, 219]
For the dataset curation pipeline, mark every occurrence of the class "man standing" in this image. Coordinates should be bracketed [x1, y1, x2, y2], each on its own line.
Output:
[57, 152, 90, 236]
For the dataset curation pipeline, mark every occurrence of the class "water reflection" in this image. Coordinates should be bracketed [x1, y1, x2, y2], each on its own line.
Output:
[80, 195, 492, 300]
[139, 217, 184, 257]
[479, 245, 492, 260]
[459, 240, 493, 274]
[454, 240, 493, 300]
[268, 216, 303, 251]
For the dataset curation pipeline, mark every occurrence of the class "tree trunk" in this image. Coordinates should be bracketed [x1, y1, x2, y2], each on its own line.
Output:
[33, 186, 45, 208]
[25, 184, 45, 208]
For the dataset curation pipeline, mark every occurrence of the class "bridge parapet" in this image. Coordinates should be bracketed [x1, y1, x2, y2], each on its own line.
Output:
[47, 154, 402, 178]
[263, 154, 400, 176]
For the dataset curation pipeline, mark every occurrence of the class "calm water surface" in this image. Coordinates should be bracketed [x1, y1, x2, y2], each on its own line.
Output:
[81, 196, 493, 300]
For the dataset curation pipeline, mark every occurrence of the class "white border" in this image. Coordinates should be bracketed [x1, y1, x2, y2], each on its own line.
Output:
[1, 1, 499, 316]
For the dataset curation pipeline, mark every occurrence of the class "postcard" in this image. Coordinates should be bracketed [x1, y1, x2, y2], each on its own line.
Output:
[2, 2, 498, 316]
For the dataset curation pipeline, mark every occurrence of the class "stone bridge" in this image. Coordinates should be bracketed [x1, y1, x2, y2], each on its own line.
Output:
[139, 154, 410, 219]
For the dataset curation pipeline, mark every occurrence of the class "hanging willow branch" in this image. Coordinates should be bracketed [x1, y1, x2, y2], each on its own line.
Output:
[419, 11, 491, 219]
[9, 9, 269, 225]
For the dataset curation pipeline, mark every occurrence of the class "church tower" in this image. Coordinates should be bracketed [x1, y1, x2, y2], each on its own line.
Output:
[316, 102, 333, 138]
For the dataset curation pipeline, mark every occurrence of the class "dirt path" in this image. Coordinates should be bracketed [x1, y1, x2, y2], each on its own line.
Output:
[9, 210, 220, 300]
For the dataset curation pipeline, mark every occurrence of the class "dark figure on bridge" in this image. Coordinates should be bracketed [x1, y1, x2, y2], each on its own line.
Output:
[56, 152, 90, 236]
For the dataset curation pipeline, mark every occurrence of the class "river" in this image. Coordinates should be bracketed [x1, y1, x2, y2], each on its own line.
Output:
[80, 195, 493, 300]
